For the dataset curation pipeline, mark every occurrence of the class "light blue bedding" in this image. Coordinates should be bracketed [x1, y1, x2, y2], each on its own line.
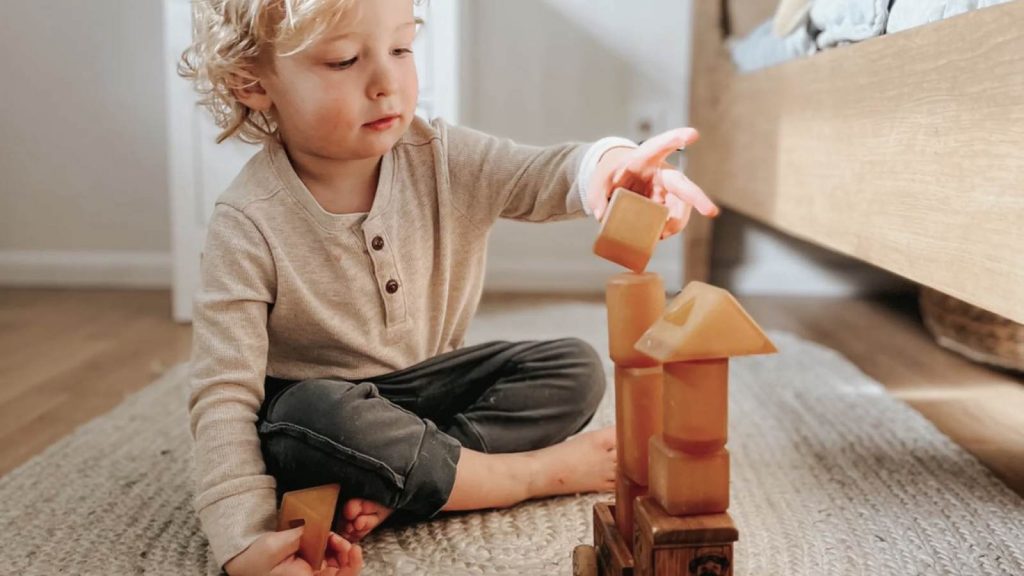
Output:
[729, 0, 1016, 73]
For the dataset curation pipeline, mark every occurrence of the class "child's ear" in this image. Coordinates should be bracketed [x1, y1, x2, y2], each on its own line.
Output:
[231, 72, 273, 113]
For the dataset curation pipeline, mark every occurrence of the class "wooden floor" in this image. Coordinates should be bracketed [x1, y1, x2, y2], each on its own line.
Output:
[0, 289, 191, 475]
[1, 289, 1021, 497]
[741, 294, 1024, 496]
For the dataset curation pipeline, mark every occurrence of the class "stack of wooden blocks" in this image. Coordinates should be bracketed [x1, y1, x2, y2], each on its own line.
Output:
[577, 188, 777, 576]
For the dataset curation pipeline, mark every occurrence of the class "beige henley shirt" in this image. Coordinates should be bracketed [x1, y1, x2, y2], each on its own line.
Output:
[189, 116, 629, 569]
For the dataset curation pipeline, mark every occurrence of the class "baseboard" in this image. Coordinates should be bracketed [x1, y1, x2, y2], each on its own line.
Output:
[0, 250, 172, 289]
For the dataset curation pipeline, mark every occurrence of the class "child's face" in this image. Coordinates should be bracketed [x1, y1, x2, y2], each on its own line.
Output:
[258, 0, 418, 160]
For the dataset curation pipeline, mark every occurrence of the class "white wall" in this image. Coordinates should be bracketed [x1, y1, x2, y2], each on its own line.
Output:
[0, 1, 171, 287]
[465, 0, 908, 297]
[0, 0, 905, 296]
[464, 0, 692, 294]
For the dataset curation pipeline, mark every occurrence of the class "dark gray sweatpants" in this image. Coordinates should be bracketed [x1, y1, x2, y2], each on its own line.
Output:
[256, 338, 605, 529]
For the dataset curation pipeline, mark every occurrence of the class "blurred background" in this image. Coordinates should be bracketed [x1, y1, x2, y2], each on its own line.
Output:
[0, 0, 903, 323]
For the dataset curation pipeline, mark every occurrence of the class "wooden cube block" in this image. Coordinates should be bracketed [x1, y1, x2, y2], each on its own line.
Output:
[634, 496, 737, 576]
[606, 272, 665, 368]
[662, 360, 727, 454]
[276, 483, 341, 571]
[649, 438, 729, 516]
[593, 501, 635, 576]
[615, 366, 663, 485]
[615, 467, 648, 548]
[593, 188, 669, 273]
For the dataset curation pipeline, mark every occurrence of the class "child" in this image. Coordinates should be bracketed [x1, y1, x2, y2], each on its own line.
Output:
[181, 0, 718, 574]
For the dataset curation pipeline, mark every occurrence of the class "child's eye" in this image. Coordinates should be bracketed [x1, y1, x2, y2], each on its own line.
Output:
[391, 48, 413, 57]
[327, 57, 358, 70]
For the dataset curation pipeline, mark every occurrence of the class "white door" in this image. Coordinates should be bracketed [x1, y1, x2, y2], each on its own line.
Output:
[164, 0, 461, 322]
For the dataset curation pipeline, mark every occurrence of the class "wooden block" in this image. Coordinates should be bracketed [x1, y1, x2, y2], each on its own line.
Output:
[649, 438, 729, 516]
[615, 467, 648, 548]
[276, 483, 341, 571]
[636, 281, 777, 363]
[573, 545, 599, 576]
[634, 496, 738, 576]
[593, 188, 669, 273]
[606, 272, 665, 367]
[615, 366, 663, 485]
[662, 360, 727, 454]
[593, 501, 634, 576]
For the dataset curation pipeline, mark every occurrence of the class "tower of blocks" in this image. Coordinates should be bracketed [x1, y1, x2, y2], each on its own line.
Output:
[578, 188, 777, 576]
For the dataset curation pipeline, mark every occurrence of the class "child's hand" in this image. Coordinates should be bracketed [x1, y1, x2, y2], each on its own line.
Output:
[588, 127, 719, 239]
[321, 533, 364, 575]
[223, 527, 363, 576]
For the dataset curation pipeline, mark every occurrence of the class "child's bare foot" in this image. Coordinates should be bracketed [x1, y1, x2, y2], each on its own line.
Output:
[526, 427, 617, 497]
[441, 426, 617, 512]
[340, 498, 394, 542]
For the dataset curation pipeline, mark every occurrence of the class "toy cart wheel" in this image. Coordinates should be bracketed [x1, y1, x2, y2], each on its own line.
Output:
[572, 544, 599, 576]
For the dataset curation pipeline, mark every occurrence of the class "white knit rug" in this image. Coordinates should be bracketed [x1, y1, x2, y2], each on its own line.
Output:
[1, 300, 1022, 575]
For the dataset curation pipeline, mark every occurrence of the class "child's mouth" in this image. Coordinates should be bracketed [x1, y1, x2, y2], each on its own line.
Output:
[364, 115, 400, 131]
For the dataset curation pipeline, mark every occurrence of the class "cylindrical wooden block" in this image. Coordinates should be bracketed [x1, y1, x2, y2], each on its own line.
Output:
[615, 365, 663, 485]
[663, 360, 728, 453]
[615, 466, 647, 549]
[606, 272, 666, 368]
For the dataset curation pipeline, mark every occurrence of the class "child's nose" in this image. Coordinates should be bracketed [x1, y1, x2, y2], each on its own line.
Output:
[367, 63, 398, 100]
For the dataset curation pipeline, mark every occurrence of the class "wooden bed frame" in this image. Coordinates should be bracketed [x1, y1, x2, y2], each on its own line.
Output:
[683, 0, 1024, 324]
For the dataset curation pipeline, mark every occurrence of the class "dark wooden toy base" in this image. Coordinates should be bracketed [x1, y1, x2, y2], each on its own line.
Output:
[576, 498, 737, 576]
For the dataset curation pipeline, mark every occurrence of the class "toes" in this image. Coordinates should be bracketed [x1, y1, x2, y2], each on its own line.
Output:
[354, 515, 373, 531]
[343, 499, 364, 521]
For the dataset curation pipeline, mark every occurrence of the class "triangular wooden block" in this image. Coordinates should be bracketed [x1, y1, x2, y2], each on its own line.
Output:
[276, 483, 341, 570]
[635, 281, 777, 362]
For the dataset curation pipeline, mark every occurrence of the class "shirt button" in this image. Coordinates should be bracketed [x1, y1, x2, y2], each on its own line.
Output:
[371, 236, 385, 251]
[385, 279, 399, 294]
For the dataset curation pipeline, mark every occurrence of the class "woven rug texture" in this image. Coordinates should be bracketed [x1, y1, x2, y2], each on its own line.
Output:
[1, 300, 1021, 575]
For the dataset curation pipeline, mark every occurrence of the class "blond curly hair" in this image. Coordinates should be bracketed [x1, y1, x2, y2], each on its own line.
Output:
[179, 0, 355, 144]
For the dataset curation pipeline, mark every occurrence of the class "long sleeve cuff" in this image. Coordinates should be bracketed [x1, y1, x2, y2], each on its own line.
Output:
[576, 136, 639, 216]
[196, 479, 278, 572]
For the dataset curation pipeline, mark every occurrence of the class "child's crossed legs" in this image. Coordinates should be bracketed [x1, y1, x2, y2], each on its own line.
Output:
[258, 338, 615, 541]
